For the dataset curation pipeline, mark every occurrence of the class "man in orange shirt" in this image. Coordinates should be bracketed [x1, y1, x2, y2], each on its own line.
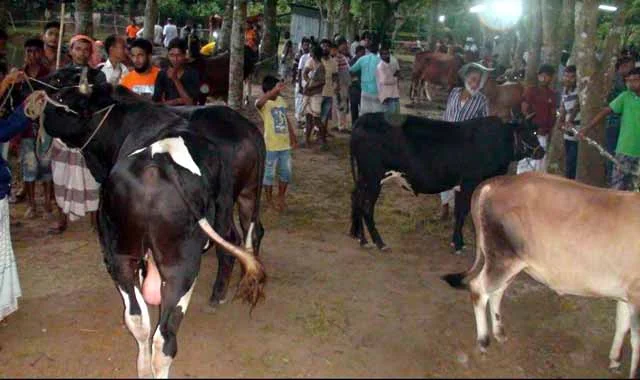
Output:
[125, 18, 140, 45]
[120, 38, 160, 98]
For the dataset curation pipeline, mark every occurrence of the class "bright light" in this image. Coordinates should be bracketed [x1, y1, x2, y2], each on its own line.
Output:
[438, 15, 446, 23]
[470, 4, 486, 13]
[472, 0, 523, 31]
[598, 4, 618, 12]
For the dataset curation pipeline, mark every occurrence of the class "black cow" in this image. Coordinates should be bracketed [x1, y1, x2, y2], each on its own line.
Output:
[35, 67, 266, 377]
[349, 113, 544, 253]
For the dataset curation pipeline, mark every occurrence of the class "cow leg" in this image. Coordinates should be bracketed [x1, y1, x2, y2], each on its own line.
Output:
[151, 242, 201, 378]
[451, 182, 474, 253]
[469, 258, 525, 352]
[349, 186, 364, 241]
[361, 181, 387, 250]
[489, 286, 508, 343]
[206, 184, 239, 306]
[424, 82, 432, 102]
[610, 300, 631, 370]
[628, 304, 640, 379]
[210, 232, 239, 306]
[118, 283, 152, 378]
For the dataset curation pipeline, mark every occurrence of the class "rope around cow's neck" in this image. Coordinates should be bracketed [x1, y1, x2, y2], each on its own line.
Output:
[23, 90, 115, 151]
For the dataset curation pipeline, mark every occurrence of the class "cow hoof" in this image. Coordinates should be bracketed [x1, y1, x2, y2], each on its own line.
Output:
[494, 333, 508, 344]
[452, 249, 463, 256]
[477, 337, 490, 353]
[608, 360, 622, 372]
[360, 243, 374, 250]
[379, 245, 392, 252]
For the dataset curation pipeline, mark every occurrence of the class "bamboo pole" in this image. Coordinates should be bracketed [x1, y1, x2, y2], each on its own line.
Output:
[56, 2, 66, 70]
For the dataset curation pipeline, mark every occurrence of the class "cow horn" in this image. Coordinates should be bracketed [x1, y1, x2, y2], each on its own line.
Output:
[79, 67, 92, 96]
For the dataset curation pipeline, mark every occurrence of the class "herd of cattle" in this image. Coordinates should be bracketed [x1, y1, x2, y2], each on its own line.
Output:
[410, 50, 524, 121]
[5, 64, 640, 378]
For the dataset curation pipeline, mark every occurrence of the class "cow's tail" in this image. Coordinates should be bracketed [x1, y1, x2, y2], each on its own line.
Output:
[163, 160, 266, 309]
[442, 180, 490, 290]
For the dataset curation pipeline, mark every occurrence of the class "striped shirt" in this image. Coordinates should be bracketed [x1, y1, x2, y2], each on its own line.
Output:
[561, 87, 581, 141]
[443, 88, 489, 122]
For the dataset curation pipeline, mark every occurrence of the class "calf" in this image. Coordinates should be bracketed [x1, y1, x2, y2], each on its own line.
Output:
[35, 67, 266, 377]
[443, 172, 640, 378]
[349, 113, 543, 253]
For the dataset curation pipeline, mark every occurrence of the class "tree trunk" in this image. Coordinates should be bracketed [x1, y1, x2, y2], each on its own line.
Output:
[340, 0, 353, 39]
[544, 0, 576, 175]
[512, 20, 529, 71]
[524, 0, 543, 86]
[262, 0, 278, 58]
[143, 0, 157, 41]
[541, 0, 562, 64]
[228, 0, 246, 109]
[326, 0, 334, 38]
[0, 0, 7, 29]
[575, 0, 625, 186]
[218, 0, 234, 52]
[75, 0, 93, 36]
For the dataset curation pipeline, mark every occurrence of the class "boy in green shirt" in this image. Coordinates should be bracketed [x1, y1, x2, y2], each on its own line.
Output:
[581, 68, 640, 190]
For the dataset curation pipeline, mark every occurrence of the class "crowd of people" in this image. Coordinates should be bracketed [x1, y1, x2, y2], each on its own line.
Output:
[0, 17, 639, 329]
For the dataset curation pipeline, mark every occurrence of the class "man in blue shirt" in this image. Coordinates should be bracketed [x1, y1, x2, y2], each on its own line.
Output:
[349, 38, 383, 115]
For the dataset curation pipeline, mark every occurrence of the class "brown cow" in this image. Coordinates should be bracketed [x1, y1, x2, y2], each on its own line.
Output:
[153, 45, 258, 105]
[409, 52, 463, 102]
[443, 172, 640, 378]
[483, 77, 524, 121]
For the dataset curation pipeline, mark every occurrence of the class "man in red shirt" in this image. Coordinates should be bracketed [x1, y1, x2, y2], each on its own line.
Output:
[517, 64, 558, 174]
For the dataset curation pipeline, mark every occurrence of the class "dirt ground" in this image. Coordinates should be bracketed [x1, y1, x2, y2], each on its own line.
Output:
[0, 61, 626, 378]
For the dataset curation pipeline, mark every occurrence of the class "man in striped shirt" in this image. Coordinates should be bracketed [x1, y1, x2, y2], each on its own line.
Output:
[440, 62, 491, 221]
[558, 65, 580, 179]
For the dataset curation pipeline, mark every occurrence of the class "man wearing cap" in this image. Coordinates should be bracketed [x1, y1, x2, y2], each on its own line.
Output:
[439, 62, 491, 221]
[516, 64, 558, 174]
[47, 36, 105, 234]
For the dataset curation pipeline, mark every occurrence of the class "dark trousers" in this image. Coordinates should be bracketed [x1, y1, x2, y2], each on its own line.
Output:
[349, 87, 360, 127]
[564, 139, 578, 180]
[605, 125, 621, 184]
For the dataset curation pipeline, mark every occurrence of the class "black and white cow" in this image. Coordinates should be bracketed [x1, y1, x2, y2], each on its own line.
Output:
[349, 112, 544, 253]
[35, 67, 266, 378]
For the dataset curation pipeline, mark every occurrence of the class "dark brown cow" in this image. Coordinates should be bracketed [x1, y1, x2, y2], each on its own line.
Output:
[443, 172, 640, 378]
[409, 52, 463, 102]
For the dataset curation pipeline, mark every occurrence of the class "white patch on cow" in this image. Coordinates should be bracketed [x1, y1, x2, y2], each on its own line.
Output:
[453, 185, 461, 192]
[128, 137, 202, 176]
[177, 277, 197, 313]
[151, 328, 172, 379]
[381, 171, 414, 193]
[118, 286, 152, 378]
[203, 240, 211, 250]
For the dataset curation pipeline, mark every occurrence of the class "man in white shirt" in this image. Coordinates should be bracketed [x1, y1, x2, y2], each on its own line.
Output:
[376, 43, 400, 114]
[136, 24, 163, 46]
[99, 34, 129, 85]
[295, 38, 311, 126]
[162, 18, 178, 48]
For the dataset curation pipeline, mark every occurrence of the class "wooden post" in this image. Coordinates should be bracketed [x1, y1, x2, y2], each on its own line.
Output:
[56, 2, 66, 70]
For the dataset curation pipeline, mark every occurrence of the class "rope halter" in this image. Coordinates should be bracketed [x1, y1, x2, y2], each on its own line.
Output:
[23, 90, 115, 151]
